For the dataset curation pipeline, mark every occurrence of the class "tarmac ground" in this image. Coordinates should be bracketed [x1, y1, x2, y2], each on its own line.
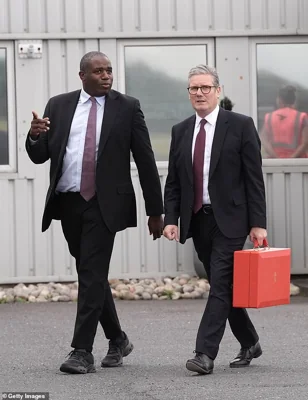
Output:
[1, 297, 308, 400]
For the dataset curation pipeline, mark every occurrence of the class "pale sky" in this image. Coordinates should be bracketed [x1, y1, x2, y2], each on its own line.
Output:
[257, 43, 308, 89]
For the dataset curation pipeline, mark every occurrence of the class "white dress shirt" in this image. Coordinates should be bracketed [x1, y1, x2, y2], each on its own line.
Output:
[191, 105, 220, 205]
[56, 89, 106, 193]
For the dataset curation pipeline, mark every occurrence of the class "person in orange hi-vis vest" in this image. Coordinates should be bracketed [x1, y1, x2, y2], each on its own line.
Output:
[260, 85, 308, 158]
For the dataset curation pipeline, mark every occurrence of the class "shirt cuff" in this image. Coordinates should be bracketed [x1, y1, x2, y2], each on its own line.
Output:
[29, 136, 39, 144]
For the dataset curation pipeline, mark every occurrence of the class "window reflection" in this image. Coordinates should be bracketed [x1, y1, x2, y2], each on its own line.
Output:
[124, 45, 207, 161]
[257, 44, 308, 159]
[0, 49, 8, 165]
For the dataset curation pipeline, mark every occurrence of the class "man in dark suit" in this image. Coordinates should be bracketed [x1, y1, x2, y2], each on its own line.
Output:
[163, 64, 267, 375]
[26, 51, 164, 374]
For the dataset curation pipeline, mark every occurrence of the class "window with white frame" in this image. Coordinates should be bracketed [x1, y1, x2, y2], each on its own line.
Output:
[255, 41, 308, 160]
[118, 40, 214, 162]
[0, 43, 16, 172]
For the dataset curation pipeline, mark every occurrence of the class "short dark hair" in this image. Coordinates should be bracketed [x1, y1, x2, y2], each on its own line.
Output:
[220, 96, 234, 111]
[80, 51, 108, 72]
[278, 85, 296, 106]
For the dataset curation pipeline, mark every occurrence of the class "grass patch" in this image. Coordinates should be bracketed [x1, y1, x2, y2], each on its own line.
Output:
[163, 289, 174, 299]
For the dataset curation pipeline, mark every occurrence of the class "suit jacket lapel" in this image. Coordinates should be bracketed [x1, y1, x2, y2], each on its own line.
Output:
[98, 90, 120, 159]
[209, 108, 228, 179]
[184, 115, 196, 184]
[58, 90, 80, 167]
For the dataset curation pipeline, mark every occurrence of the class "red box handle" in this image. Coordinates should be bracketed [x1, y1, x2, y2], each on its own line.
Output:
[253, 238, 269, 249]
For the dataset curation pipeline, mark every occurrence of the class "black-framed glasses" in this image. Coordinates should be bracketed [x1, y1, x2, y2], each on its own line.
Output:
[187, 85, 216, 95]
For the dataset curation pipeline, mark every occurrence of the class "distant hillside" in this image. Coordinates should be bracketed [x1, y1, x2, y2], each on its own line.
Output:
[257, 70, 308, 110]
[125, 61, 192, 133]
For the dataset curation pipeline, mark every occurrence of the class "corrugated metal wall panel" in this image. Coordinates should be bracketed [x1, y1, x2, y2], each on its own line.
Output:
[0, 179, 15, 279]
[14, 179, 33, 278]
[46, 41, 66, 97]
[303, 173, 308, 270]
[266, 0, 282, 31]
[156, 0, 174, 31]
[231, 0, 247, 31]
[285, 0, 299, 30]
[249, 1, 265, 30]
[102, 0, 121, 33]
[2, 160, 308, 277]
[64, 0, 84, 33]
[0, 175, 194, 284]
[176, 0, 195, 32]
[289, 173, 306, 270]
[0, 0, 306, 35]
[194, 0, 213, 32]
[139, 0, 158, 32]
[0, 0, 9, 33]
[83, 0, 100, 33]
[65, 40, 84, 90]
[45, 0, 64, 33]
[263, 169, 308, 274]
[8, 0, 26, 33]
[299, 0, 308, 32]
[27, 0, 46, 34]
[121, 0, 137, 33]
[4, 168, 308, 283]
[212, 0, 231, 31]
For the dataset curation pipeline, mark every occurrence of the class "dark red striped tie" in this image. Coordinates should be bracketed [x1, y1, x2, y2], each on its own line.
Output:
[193, 119, 206, 213]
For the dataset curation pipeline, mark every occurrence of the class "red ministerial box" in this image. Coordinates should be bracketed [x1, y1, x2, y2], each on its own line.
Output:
[233, 240, 291, 308]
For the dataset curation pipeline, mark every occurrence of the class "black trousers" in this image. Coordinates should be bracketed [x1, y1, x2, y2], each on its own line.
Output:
[58, 192, 122, 352]
[191, 208, 259, 360]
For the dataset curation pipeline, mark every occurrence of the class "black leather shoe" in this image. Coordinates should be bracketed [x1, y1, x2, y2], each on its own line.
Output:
[101, 332, 134, 368]
[186, 352, 214, 375]
[60, 349, 96, 374]
[230, 342, 262, 368]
